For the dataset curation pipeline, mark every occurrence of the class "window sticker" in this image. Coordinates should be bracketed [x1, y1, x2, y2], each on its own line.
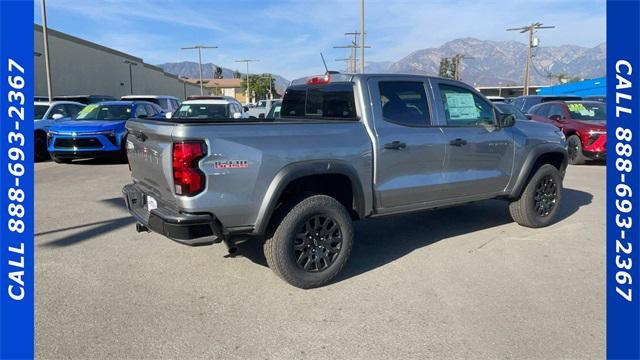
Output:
[445, 92, 479, 119]
[76, 104, 97, 116]
[568, 103, 595, 117]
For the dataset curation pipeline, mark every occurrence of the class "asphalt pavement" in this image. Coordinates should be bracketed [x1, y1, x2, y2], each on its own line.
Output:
[35, 160, 605, 359]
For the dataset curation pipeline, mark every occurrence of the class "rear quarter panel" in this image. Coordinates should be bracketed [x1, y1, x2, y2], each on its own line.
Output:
[172, 121, 373, 230]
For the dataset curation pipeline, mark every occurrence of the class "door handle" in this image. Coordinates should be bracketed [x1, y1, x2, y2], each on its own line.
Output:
[384, 141, 407, 150]
[449, 138, 467, 147]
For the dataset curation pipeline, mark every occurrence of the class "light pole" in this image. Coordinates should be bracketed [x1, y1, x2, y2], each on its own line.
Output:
[360, 0, 365, 73]
[179, 76, 189, 100]
[40, 0, 53, 101]
[181, 45, 218, 95]
[235, 59, 259, 104]
[122, 59, 138, 95]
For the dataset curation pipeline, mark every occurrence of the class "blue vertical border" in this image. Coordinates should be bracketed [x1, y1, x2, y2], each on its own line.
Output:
[607, 0, 640, 359]
[0, 0, 35, 359]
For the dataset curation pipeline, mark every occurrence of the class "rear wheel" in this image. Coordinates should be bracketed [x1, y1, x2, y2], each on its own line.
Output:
[34, 132, 49, 162]
[566, 135, 586, 165]
[509, 164, 563, 228]
[264, 195, 353, 289]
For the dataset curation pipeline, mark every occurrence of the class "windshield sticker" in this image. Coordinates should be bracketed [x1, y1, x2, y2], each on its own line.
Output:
[568, 103, 595, 116]
[76, 104, 97, 116]
[445, 92, 479, 119]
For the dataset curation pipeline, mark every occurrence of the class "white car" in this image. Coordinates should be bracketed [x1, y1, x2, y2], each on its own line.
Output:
[169, 97, 249, 120]
[121, 95, 181, 113]
[34, 100, 85, 161]
[247, 99, 281, 118]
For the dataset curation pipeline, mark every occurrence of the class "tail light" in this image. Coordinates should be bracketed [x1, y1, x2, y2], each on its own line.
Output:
[306, 74, 331, 85]
[173, 141, 206, 196]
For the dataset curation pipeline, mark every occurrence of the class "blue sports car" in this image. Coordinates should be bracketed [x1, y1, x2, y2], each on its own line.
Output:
[47, 101, 163, 163]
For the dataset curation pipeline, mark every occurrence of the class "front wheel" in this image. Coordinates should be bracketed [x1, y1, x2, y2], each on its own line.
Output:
[509, 164, 563, 228]
[51, 155, 72, 164]
[566, 135, 586, 165]
[34, 132, 49, 162]
[264, 195, 354, 289]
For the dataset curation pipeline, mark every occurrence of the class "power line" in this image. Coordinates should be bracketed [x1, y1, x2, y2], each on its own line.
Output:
[507, 22, 555, 95]
[235, 59, 259, 104]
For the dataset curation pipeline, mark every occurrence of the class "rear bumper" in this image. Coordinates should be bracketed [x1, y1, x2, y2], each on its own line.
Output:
[122, 183, 221, 246]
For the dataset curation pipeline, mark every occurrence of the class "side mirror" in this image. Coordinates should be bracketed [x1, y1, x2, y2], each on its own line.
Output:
[498, 113, 516, 127]
[165, 112, 172, 119]
[549, 114, 562, 121]
[243, 106, 250, 112]
[525, 114, 532, 120]
[232, 112, 242, 119]
[258, 113, 265, 119]
[51, 113, 64, 120]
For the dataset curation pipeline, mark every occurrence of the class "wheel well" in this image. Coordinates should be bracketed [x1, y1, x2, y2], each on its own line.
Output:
[35, 129, 47, 139]
[533, 152, 566, 172]
[275, 174, 359, 219]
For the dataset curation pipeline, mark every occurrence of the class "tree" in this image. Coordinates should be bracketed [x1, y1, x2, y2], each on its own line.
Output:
[240, 73, 276, 101]
[438, 58, 453, 79]
[233, 69, 241, 79]
[214, 66, 223, 79]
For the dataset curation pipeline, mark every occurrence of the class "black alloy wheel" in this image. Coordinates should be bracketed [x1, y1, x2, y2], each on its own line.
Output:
[534, 175, 558, 217]
[293, 215, 343, 272]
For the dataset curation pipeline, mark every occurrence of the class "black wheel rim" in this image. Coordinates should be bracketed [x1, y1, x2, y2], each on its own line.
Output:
[34, 137, 47, 160]
[293, 215, 342, 272]
[534, 175, 558, 217]
[567, 138, 580, 161]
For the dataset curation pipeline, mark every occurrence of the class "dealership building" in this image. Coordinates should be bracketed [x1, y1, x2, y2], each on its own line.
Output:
[34, 24, 201, 100]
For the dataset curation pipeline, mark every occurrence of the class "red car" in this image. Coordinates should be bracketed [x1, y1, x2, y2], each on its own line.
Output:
[528, 101, 606, 164]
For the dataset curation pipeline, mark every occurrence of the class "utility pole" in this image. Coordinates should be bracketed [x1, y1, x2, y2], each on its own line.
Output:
[40, 0, 53, 101]
[360, 0, 365, 73]
[235, 59, 259, 104]
[334, 31, 369, 73]
[507, 22, 554, 96]
[451, 54, 474, 81]
[181, 45, 217, 95]
[179, 76, 189, 100]
[122, 59, 138, 95]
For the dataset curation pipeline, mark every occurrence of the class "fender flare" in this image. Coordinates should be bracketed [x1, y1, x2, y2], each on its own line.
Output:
[509, 143, 568, 198]
[253, 160, 366, 236]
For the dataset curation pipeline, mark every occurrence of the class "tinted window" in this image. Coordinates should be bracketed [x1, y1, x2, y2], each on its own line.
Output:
[548, 104, 564, 119]
[173, 104, 230, 119]
[75, 104, 131, 120]
[47, 104, 70, 119]
[439, 84, 494, 126]
[35, 105, 49, 119]
[145, 104, 158, 116]
[280, 83, 356, 119]
[65, 104, 84, 117]
[532, 104, 549, 116]
[378, 81, 430, 126]
[523, 98, 540, 112]
[513, 98, 525, 111]
[494, 103, 529, 121]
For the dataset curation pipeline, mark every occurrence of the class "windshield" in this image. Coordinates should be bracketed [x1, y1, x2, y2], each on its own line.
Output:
[75, 104, 132, 120]
[173, 103, 229, 119]
[35, 105, 48, 120]
[494, 103, 529, 121]
[567, 102, 606, 121]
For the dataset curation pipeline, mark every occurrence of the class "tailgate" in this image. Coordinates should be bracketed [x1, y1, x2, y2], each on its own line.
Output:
[125, 119, 177, 207]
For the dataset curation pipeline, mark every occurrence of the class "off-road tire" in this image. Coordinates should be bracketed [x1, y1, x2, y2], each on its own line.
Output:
[509, 164, 563, 228]
[264, 194, 353, 289]
[566, 135, 586, 165]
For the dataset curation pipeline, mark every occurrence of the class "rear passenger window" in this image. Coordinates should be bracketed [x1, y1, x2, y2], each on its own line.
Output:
[378, 81, 430, 126]
[439, 84, 494, 126]
[280, 83, 357, 120]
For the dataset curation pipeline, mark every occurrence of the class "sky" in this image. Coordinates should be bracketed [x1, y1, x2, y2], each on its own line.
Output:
[34, 0, 606, 79]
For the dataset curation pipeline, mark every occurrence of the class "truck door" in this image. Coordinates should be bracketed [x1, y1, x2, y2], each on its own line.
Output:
[369, 78, 448, 210]
[432, 79, 515, 198]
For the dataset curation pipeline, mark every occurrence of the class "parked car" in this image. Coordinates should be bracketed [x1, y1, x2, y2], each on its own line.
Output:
[123, 73, 567, 288]
[121, 95, 180, 113]
[170, 97, 248, 120]
[53, 95, 117, 104]
[528, 100, 606, 164]
[34, 100, 85, 161]
[247, 98, 281, 118]
[47, 101, 163, 163]
[493, 102, 530, 121]
[513, 95, 582, 113]
[262, 99, 282, 119]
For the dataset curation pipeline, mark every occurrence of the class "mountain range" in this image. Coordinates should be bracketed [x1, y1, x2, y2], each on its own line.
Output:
[365, 38, 606, 86]
[158, 38, 606, 90]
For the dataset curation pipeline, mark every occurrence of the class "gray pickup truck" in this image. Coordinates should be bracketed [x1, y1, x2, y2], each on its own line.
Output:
[123, 73, 567, 288]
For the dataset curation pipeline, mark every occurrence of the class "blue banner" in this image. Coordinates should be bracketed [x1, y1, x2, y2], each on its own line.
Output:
[607, 0, 640, 359]
[0, 0, 34, 359]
